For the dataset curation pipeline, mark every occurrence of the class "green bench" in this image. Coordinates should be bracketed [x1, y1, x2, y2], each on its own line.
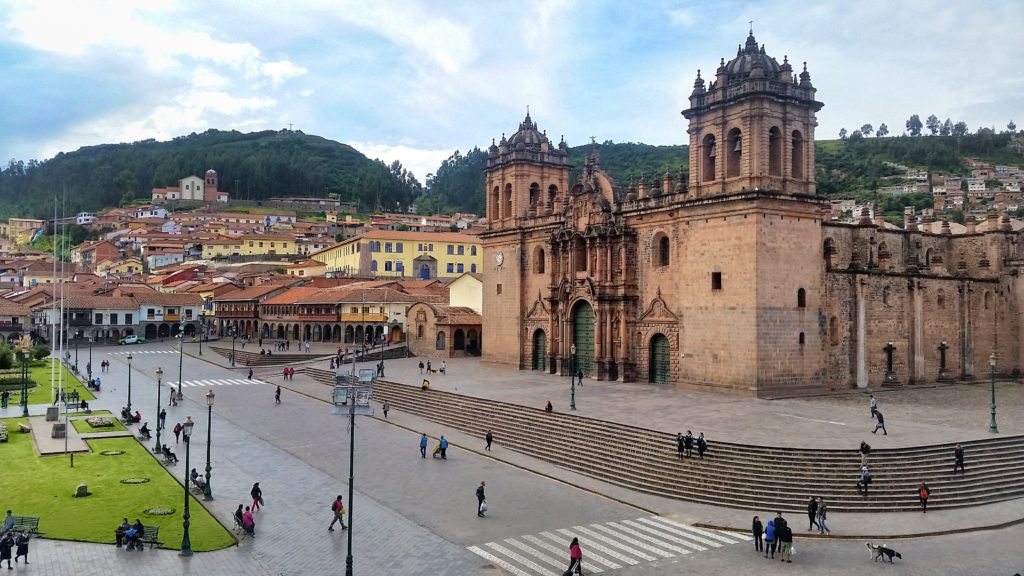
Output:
[9, 516, 41, 535]
[140, 525, 161, 549]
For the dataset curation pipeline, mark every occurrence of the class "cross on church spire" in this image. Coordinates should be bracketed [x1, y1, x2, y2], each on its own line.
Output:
[749, 20, 753, 34]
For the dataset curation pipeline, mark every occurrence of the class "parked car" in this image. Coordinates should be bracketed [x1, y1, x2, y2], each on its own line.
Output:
[119, 335, 144, 345]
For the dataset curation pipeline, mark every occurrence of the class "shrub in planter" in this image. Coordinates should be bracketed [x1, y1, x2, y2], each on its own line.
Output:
[32, 346, 50, 361]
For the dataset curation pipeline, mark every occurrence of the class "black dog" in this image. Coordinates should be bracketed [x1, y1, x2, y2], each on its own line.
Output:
[866, 542, 902, 563]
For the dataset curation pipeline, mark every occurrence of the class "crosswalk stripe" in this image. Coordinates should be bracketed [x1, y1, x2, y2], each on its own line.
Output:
[523, 535, 612, 571]
[654, 518, 740, 544]
[635, 518, 719, 549]
[227, 379, 250, 386]
[550, 530, 640, 567]
[717, 529, 753, 541]
[567, 526, 657, 562]
[484, 542, 559, 576]
[590, 523, 676, 558]
[621, 520, 706, 552]
[466, 546, 532, 576]
[504, 538, 567, 571]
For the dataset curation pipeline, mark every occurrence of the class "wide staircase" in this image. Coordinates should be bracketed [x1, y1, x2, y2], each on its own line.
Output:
[206, 345, 331, 367]
[305, 367, 1024, 513]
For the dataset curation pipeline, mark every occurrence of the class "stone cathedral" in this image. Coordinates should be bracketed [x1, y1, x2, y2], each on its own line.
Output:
[479, 32, 1022, 397]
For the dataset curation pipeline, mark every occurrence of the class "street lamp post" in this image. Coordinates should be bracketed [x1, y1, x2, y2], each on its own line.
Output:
[154, 367, 163, 453]
[198, 318, 204, 356]
[177, 322, 185, 397]
[203, 390, 215, 500]
[126, 353, 134, 413]
[180, 417, 195, 556]
[19, 350, 30, 418]
[230, 328, 237, 367]
[570, 344, 577, 411]
[989, 353, 998, 433]
[87, 341, 92, 382]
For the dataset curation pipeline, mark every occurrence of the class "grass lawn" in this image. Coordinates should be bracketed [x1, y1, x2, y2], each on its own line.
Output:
[71, 414, 126, 434]
[0, 416, 234, 551]
[15, 359, 95, 405]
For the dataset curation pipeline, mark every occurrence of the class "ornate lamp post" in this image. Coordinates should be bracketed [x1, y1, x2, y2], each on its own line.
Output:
[989, 353, 998, 433]
[203, 390, 215, 500]
[570, 344, 577, 411]
[177, 322, 185, 397]
[154, 367, 163, 452]
[198, 318, 204, 356]
[18, 341, 31, 418]
[126, 353, 134, 413]
[230, 328, 237, 367]
[180, 417, 195, 556]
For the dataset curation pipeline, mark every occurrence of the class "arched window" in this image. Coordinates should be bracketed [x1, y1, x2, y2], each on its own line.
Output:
[792, 130, 805, 179]
[984, 291, 992, 310]
[768, 127, 782, 176]
[547, 185, 558, 207]
[829, 316, 838, 346]
[937, 288, 945, 309]
[489, 186, 500, 221]
[878, 242, 891, 271]
[529, 182, 540, 209]
[797, 288, 806, 308]
[574, 239, 587, 272]
[659, 236, 670, 267]
[924, 249, 932, 270]
[436, 331, 446, 350]
[824, 238, 836, 270]
[799, 332, 805, 345]
[417, 324, 424, 338]
[883, 286, 892, 306]
[702, 134, 716, 182]
[370, 260, 378, 272]
[726, 128, 742, 178]
[535, 247, 546, 274]
[503, 183, 513, 219]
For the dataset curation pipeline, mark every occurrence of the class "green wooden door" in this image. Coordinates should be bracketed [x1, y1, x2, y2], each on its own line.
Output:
[532, 329, 546, 371]
[649, 333, 670, 384]
[572, 302, 595, 376]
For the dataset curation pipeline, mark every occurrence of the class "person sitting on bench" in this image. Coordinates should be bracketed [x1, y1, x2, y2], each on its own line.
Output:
[125, 519, 144, 551]
[161, 444, 178, 465]
[114, 518, 130, 547]
[121, 407, 132, 422]
[138, 422, 151, 440]
[79, 399, 90, 412]
[190, 468, 206, 491]
[133, 410, 142, 423]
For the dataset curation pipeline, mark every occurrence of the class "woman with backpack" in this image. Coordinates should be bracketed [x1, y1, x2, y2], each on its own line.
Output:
[918, 482, 930, 513]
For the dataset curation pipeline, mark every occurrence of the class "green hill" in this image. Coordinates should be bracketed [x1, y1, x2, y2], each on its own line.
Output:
[0, 129, 422, 219]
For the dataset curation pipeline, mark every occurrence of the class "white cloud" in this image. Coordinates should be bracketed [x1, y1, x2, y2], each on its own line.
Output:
[346, 141, 453, 183]
[667, 8, 695, 27]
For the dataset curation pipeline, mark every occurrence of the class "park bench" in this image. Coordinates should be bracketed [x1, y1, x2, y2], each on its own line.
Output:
[140, 525, 161, 549]
[9, 516, 41, 535]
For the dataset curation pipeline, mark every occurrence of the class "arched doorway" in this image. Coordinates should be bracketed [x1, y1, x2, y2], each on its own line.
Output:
[436, 331, 446, 350]
[466, 329, 479, 354]
[354, 326, 364, 344]
[345, 326, 354, 343]
[277, 325, 285, 338]
[390, 325, 403, 343]
[453, 329, 465, 350]
[158, 323, 170, 338]
[532, 329, 546, 371]
[313, 325, 322, 341]
[649, 333, 670, 384]
[184, 323, 195, 337]
[572, 301, 595, 376]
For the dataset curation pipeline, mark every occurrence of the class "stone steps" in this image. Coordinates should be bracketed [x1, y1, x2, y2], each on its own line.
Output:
[303, 368, 1024, 513]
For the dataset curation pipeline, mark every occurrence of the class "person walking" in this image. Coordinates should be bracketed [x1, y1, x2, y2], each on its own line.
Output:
[858, 466, 872, 496]
[1, 390, 9, 409]
[173, 422, 183, 444]
[777, 520, 793, 563]
[476, 481, 486, 517]
[566, 536, 584, 575]
[418, 361, 424, 374]
[676, 433, 685, 460]
[485, 431, 493, 451]
[816, 497, 830, 535]
[751, 516, 763, 553]
[872, 410, 887, 435]
[869, 394, 877, 419]
[439, 435, 449, 460]
[696, 433, 708, 459]
[419, 433, 428, 458]
[382, 400, 389, 419]
[953, 443, 965, 474]
[13, 531, 28, 565]
[440, 361, 446, 375]
[918, 482, 930, 513]
[248, 367, 254, 379]
[763, 518, 776, 559]
[251, 482, 263, 512]
[328, 495, 347, 531]
[233, 505, 244, 531]
[806, 496, 819, 531]
[275, 386, 281, 404]
[0, 532, 12, 569]
[860, 440, 871, 466]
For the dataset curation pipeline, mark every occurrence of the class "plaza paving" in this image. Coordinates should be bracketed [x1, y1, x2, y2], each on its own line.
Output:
[0, 340, 1020, 575]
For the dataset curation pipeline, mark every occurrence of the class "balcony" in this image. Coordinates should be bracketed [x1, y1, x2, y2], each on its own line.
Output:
[297, 313, 339, 321]
[340, 312, 387, 322]
[67, 318, 92, 327]
[164, 313, 181, 322]
[0, 321, 24, 332]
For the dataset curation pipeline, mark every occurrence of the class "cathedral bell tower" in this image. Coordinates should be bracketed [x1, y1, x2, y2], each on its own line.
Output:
[683, 30, 823, 198]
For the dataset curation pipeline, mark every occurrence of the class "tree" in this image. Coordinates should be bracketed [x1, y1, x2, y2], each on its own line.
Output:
[877, 123, 889, 138]
[940, 118, 952, 137]
[952, 121, 969, 137]
[926, 114, 940, 136]
[1009, 120, 1017, 133]
[848, 130, 864, 141]
[906, 115, 923, 136]
[860, 124, 873, 136]
[839, 128, 848, 140]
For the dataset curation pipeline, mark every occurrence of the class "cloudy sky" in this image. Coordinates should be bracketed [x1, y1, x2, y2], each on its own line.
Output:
[1, 0, 1021, 182]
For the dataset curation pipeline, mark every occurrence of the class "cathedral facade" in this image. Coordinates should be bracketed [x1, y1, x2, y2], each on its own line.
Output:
[479, 32, 1022, 397]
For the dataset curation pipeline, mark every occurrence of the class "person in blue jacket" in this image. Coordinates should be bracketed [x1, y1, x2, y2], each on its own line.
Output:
[764, 518, 776, 559]
[419, 434, 428, 458]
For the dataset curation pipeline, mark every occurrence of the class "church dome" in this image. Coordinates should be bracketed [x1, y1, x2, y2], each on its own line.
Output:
[723, 32, 780, 81]
[507, 111, 549, 148]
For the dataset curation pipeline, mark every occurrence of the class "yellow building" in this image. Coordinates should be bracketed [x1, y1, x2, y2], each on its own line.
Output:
[201, 235, 298, 259]
[311, 230, 482, 280]
[6, 218, 46, 244]
[97, 257, 143, 277]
